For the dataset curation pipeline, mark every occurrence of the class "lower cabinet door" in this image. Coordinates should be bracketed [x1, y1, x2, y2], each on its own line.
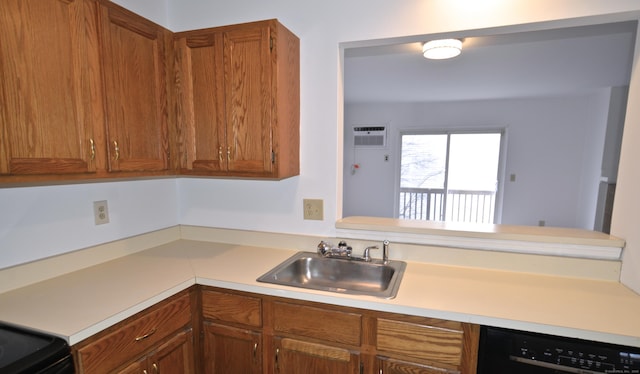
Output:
[378, 356, 461, 374]
[273, 337, 360, 374]
[149, 328, 195, 374]
[203, 322, 262, 374]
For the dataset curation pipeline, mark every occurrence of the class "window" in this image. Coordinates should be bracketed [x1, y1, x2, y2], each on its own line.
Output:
[399, 131, 502, 223]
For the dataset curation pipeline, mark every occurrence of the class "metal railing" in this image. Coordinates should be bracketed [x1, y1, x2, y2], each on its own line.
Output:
[399, 187, 496, 224]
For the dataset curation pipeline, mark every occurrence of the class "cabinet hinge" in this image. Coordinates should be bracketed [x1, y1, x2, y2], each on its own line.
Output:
[271, 150, 276, 164]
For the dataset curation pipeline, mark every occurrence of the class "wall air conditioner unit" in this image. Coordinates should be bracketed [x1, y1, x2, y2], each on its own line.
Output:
[353, 126, 387, 148]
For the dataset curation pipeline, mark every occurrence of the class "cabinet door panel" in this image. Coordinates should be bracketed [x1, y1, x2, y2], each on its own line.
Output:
[203, 323, 262, 374]
[274, 337, 360, 374]
[175, 32, 226, 172]
[0, 0, 98, 175]
[97, 1, 169, 172]
[223, 26, 273, 174]
[150, 328, 195, 374]
[378, 356, 460, 374]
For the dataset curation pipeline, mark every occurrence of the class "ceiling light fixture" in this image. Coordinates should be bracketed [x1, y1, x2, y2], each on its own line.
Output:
[422, 39, 462, 60]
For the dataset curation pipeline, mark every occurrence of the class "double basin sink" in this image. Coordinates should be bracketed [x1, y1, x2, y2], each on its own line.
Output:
[257, 251, 406, 299]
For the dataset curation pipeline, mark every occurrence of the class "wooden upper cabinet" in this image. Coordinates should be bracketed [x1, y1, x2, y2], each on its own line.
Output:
[0, 0, 103, 177]
[96, 0, 172, 173]
[175, 20, 300, 179]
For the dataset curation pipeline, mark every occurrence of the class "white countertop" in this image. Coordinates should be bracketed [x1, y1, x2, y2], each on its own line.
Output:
[0, 239, 639, 348]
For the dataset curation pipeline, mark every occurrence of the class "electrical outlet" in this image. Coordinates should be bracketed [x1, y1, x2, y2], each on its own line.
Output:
[303, 199, 323, 220]
[93, 200, 110, 225]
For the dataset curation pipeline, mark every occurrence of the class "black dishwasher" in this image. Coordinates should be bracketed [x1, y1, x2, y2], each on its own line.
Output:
[0, 323, 74, 374]
[478, 326, 640, 374]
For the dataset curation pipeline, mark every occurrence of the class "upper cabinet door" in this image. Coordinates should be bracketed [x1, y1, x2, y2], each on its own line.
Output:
[223, 25, 273, 174]
[175, 32, 227, 173]
[0, 0, 102, 176]
[175, 20, 299, 179]
[97, 0, 171, 173]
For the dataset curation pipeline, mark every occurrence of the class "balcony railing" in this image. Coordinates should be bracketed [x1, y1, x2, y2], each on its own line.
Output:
[399, 187, 496, 224]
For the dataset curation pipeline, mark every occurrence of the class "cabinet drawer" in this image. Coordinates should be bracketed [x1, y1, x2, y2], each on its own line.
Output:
[273, 302, 362, 346]
[75, 293, 191, 373]
[202, 289, 262, 327]
[377, 318, 464, 366]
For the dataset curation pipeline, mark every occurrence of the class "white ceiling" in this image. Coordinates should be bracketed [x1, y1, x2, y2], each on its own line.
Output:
[344, 21, 637, 103]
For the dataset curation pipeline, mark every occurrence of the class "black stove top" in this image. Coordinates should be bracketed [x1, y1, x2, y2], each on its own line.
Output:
[0, 323, 73, 374]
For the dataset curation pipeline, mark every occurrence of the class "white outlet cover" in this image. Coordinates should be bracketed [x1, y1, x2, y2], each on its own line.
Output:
[93, 200, 110, 225]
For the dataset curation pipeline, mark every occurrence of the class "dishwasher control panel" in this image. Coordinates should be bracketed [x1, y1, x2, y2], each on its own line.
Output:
[478, 326, 640, 374]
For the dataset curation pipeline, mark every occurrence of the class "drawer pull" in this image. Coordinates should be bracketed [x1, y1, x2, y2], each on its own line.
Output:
[134, 328, 157, 341]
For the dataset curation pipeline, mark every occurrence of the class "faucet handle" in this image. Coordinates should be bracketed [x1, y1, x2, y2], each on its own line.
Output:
[317, 240, 332, 255]
[362, 245, 378, 262]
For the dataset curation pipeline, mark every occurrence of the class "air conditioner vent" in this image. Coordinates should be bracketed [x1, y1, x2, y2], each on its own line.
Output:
[353, 126, 387, 148]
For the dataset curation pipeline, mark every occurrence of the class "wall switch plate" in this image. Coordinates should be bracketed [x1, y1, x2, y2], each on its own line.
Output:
[303, 199, 323, 220]
[93, 200, 110, 225]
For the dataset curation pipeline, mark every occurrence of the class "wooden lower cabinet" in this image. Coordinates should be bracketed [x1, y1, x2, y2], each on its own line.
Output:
[118, 328, 194, 374]
[73, 290, 195, 374]
[203, 323, 262, 374]
[200, 287, 479, 374]
[74, 287, 479, 374]
[377, 356, 460, 374]
[273, 337, 361, 374]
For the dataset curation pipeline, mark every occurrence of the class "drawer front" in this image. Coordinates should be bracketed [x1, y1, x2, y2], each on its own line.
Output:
[202, 289, 262, 327]
[75, 293, 191, 373]
[272, 302, 362, 346]
[377, 318, 464, 366]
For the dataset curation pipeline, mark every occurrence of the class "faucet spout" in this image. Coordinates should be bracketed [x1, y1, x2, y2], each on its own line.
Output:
[382, 240, 390, 264]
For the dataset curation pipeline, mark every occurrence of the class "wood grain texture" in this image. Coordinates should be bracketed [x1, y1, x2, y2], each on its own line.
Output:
[74, 292, 191, 374]
[96, 0, 170, 173]
[174, 19, 299, 179]
[0, 0, 99, 175]
[272, 301, 362, 346]
[377, 318, 464, 366]
[274, 337, 361, 374]
[201, 289, 262, 327]
[203, 323, 262, 374]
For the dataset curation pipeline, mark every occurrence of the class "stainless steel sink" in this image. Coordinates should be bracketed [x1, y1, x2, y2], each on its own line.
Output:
[256, 251, 406, 299]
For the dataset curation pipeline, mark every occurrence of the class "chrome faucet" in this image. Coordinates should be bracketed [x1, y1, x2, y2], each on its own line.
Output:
[361, 245, 378, 262]
[382, 240, 390, 264]
[317, 240, 352, 258]
[317, 240, 390, 263]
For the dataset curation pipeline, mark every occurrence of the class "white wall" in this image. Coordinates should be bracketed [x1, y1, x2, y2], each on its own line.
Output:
[343, 92, 610, 229]
[0, 179, 179, 269]
[3, 0, 640, 294]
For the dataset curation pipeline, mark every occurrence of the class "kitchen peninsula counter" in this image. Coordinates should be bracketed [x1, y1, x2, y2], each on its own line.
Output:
[0, 239, 639, 348]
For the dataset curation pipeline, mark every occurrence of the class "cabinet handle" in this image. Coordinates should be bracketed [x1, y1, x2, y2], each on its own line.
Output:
[152, 363, 158, 373]
[143, 370, 148, 374]
[89, 139, 96, 160]
[218, 146, 223, 162]
[253, 342, 258, 358]
[275, 348, 279, 371]
[134, 328, 157, 341]
[113, 140, 120, 161]
[227, 146, 231, 161]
